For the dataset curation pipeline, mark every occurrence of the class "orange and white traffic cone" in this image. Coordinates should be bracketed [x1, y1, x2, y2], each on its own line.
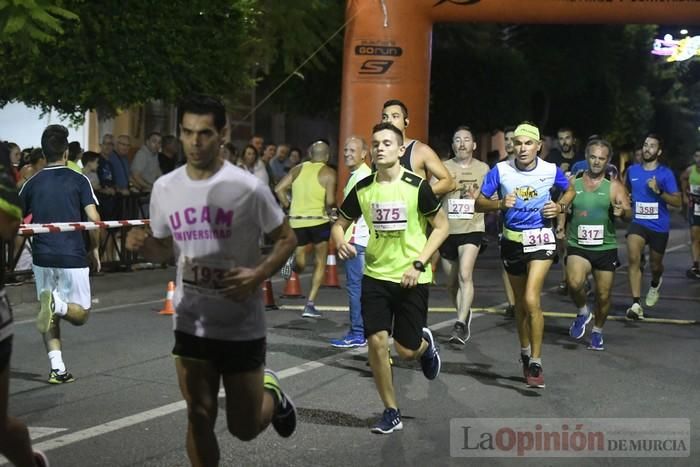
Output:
[280, 271, 305, 299]
[159, 281, 175, 315]
[322, 241, 341, 288]
[262, 278, 279, 310]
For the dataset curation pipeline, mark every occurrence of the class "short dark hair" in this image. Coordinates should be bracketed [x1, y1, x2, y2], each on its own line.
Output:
[68, 141, 82, 161]
[453, 125, 474, 138]
[504, 125, 516, 134]
[382, 99, 409, 120]
[179, 94, 227, 131]
[645, 132, 664, 151]
[162, 135, 178, 147]
[41, 124, 69, 162]
[557, 127, 575, 136]
[372, 122, 404, 146]
[147, 131, 161, 140]
[81, 151, 100, 166]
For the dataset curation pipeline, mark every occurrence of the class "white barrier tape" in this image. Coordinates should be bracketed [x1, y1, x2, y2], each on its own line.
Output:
[18, 219, 150, 236]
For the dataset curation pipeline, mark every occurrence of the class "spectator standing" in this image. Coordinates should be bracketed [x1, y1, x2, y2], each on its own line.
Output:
[130, 132, 162, 192]
[158, 135, 179, 175]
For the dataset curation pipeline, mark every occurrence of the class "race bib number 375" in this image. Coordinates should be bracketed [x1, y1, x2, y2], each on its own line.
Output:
[371, 201, 407, 231]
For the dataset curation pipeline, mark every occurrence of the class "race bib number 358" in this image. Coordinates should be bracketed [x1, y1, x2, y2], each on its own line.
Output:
[371, 201, 407, 231]
[635, 202, 659, 220]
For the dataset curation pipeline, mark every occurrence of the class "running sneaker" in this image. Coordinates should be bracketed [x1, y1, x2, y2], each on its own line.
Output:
[301, 304, 321, 318]
[371, 408, 403, 434]
[588, 331, 604, 351]
[48, 369, 75, 384]
[36, 290, 54, 334]
[520, 354, 530, 380]
[625, 303, 644, 321]
[645, 278, 662, 307]
[569, 313, 592, 340]
[526, 362, 545, 388]
[330, 334, 367, 348]
[420, 327, 441, 380]
[34, 451, 50, 467]
[504, 304, 515, 319]
[264, 369, 297, 438]
[448, 321, 468, 345]
[280, 253, 295, 281]
[686, 267, 700, 280]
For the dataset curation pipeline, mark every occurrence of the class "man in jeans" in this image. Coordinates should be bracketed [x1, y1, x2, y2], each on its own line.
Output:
[330, 136, 372, 348]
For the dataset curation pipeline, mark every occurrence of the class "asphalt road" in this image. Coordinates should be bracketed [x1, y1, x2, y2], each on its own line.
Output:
[2, 221, 699, 466]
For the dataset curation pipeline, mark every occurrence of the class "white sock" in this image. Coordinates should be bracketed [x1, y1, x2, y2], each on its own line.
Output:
[520, 345, 531, 356]
[592, 326, 603, 334]
[48, 350, 66, 373]
[52, 290, 68, 316]
[530, 357, 542, 365]
[578, 305, 590, 317]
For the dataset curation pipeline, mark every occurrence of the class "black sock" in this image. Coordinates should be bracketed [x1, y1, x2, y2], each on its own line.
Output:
[651, 280, 659, 288]
[633, 297, 640, 304]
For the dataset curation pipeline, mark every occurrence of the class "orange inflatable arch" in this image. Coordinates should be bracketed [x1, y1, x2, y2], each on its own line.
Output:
[338, 0, 700, 196]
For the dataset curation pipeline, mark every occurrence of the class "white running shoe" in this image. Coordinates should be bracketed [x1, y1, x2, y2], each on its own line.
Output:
[645, 278, 662, 307]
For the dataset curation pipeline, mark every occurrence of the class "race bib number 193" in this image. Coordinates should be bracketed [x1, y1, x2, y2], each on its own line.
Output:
[181, 257, 231, 296]
[371, 201, 408, 231]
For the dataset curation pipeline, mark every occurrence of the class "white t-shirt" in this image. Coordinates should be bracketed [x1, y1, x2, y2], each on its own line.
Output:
[343, 164, 371, 247]
[150, 161, 284, 341]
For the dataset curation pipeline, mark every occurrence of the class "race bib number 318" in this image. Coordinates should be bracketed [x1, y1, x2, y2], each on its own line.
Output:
[521, 227, 556, 253]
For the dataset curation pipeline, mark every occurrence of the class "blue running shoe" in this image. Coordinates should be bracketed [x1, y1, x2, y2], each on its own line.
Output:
[302, 304, 321, 318]
[588, 331, 604, 351]
[569, 313, 592, 339]
[264, 370, 297, 438]
[371, 408, 403, 434]
[330, 334, 367, 348]
[420, 327, 441, 380]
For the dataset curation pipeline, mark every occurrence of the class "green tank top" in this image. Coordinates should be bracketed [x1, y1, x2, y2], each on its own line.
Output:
[689, 165, 700, 199]
[289, 161, 327, 228]
[567, 175, 617, 250]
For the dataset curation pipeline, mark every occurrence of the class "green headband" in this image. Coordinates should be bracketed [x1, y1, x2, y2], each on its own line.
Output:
[514, 123, 540, 141]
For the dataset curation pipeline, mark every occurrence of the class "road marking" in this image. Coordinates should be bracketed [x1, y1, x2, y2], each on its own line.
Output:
[28, 426, 68, 440]
[11, 313, 469, 456]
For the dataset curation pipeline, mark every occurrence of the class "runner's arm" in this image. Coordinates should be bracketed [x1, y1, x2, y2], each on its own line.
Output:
[273, 165, 300, 210]
[322, 166, 337, 210]
[254, 218, 297, 281]
[126, 229, 174, 263]
[611, 179, 632, 221]
[420, 144, 455, 196]
[420, 209, 449, 264]
[680, 167, 691, 206]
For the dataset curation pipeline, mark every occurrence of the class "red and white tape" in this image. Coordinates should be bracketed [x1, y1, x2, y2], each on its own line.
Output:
[18, 219, 150, 236]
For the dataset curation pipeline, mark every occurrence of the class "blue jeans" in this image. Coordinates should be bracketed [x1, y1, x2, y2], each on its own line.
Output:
[345, 244, 365, 336]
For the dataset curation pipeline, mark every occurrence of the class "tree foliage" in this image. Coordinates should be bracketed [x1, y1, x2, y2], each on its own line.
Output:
[0, 0, 259, 122]
[0, 0, 78, 52]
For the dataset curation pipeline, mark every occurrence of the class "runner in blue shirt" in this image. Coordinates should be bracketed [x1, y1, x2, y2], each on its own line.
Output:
[19, 125, 101, 384]
[624, 133, 682, 320]
[476, 122, 574, 389]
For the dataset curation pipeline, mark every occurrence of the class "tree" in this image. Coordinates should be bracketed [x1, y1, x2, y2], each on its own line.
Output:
[0, 0, 77, 52]
[0, 0, 259, 123]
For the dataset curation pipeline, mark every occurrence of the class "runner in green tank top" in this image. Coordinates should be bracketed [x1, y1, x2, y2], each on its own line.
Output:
[680, 149, 700, 279]
[331, 122, 449, 434]
[561, 139, 631, 350]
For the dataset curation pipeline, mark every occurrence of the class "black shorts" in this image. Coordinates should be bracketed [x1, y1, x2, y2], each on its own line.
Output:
[293, 223, 331, 246]
[567, 246, 619, 272]
[0, 337, 11, 373]
[627, 222, 669, 255]
[688, 206, 700, 227]
[500, 238, 557, 276]
[172, 331, 266, 374]
[438, 232, 484, 261]
[361, 275, 428, 351]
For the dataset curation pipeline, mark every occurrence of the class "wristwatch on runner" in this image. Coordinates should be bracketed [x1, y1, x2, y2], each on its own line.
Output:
[413, 260, 426, 272]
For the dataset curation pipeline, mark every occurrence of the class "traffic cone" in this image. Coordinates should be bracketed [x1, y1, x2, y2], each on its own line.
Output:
[322, 241, 341, 288]
[280, 271, 305, 299]
[159, 281, 175, 315]
[262, 278, 279, 310]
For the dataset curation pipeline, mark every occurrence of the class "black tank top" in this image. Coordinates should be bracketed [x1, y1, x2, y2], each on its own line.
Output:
[400, 140, 416, 172]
